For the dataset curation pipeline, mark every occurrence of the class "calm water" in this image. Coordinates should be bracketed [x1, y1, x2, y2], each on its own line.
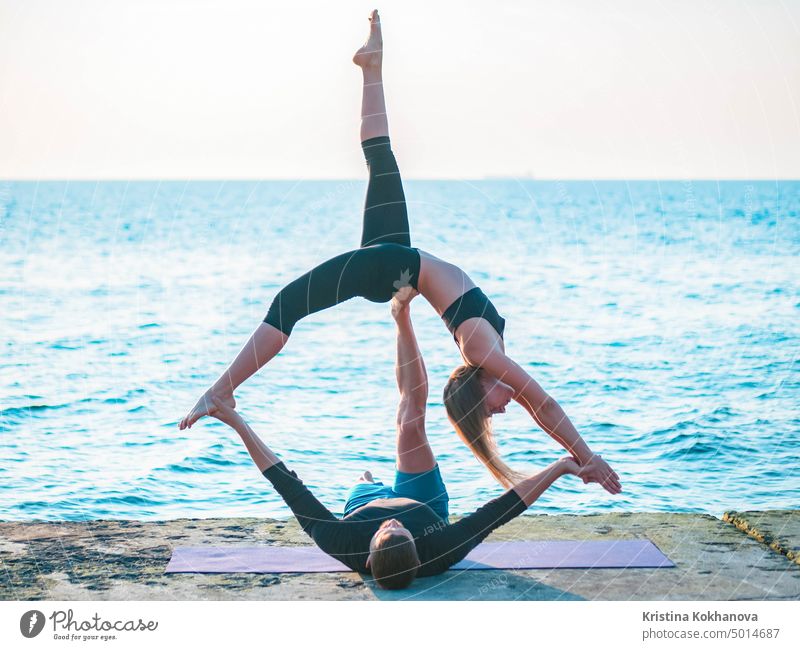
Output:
[1, 179, 798, 520]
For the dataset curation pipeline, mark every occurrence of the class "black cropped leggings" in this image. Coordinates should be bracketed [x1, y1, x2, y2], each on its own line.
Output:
[264, 136, 421, 336]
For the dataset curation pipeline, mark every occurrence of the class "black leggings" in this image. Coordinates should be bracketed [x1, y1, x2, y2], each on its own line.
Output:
[264, 136, 421, 336]
[359, 135, 410, 248]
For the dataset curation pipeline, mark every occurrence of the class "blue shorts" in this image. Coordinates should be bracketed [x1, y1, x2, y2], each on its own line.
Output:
[343, 464, 450, 521]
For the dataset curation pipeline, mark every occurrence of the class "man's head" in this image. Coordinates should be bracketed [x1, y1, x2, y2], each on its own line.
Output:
[366, 518, 420, 589]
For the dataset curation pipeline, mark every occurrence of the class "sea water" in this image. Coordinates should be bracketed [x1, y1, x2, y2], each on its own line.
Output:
[0, 179, 798, 520]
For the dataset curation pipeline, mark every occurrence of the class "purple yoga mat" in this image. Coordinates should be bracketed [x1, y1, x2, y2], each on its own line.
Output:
[165, 539, 674, 573]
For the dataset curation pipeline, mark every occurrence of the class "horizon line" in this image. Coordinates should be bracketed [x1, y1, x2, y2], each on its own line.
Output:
[2, 177, 799, 183]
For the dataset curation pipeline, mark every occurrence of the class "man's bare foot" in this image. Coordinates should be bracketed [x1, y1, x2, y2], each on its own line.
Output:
[352, 9, 382, 70]
[179, 390, 236, 429]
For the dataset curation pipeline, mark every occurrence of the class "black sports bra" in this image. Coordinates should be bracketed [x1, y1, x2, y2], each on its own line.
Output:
[440, 287, 506, 342]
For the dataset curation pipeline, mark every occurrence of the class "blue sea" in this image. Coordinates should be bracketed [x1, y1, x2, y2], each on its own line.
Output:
[1, 179, 798, 521]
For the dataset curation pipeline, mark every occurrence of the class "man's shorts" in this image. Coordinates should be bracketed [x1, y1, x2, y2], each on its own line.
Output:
[343, 464, 449, 521]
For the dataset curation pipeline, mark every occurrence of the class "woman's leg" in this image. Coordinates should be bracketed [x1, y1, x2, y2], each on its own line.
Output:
[180, 10, 409, 430]
[180, 250, 366, 430]
[354, 10, 411, 248]
[353, 10, 388, 143]
[179, 243, 419, 429]
[179, 323, 287, 429]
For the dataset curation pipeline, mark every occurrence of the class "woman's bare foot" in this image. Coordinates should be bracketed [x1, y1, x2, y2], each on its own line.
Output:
[352, 9, 382, 70]
[179, 390, 236, 429]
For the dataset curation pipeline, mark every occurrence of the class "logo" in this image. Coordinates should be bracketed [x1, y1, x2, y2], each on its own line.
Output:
[392, 268, 414, 293]
[20, 610, 45, 638]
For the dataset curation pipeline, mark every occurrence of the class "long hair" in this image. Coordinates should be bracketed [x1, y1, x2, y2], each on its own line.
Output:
[443, 365, 526, 488]
[369, 532, 420, 590]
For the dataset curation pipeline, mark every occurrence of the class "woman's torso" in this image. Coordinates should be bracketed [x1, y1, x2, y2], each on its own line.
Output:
[416, 249, 505, 355]
[416, 249, 477, 314]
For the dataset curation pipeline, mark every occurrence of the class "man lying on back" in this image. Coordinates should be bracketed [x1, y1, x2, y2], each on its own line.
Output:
[209, 293, 589, 589]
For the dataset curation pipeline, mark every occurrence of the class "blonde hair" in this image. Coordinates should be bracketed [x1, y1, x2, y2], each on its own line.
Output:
[443, 365, 526, 488]
[369, 532, 420, 590]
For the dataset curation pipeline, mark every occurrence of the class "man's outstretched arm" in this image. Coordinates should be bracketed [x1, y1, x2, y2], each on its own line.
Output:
[449, 457, 578, 539]
[420, 458, 582, 574]
[392, 291, 435, 473]
[393, 291, 428, 422]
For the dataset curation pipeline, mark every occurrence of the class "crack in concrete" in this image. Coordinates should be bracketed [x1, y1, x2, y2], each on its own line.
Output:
[723, 510, 800, 567]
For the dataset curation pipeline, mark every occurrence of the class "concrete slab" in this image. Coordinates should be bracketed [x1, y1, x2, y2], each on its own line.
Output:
[376, 512, 800, 601]
[724, 510, 800, 566]
[1, 512, 798, 601]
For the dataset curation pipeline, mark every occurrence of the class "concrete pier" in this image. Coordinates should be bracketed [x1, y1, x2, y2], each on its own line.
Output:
[1, 510, 798, 601]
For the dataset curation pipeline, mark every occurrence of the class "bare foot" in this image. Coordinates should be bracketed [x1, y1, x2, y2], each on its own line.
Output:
[352, 9, 382, 69]
[358, 470, 374, 483]
[179, 390, 236, 430]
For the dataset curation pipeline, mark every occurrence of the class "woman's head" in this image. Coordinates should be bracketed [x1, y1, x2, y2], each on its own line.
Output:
[443, 365, 523, 488]
[480, 372, 515, 415]
[366, 519, 420, 590]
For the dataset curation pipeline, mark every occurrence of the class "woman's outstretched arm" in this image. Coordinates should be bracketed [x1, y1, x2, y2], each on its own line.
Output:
[463, 336, 621, 494]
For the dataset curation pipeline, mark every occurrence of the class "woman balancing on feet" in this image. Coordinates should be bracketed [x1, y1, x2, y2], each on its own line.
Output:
[179, 10, 621, 495]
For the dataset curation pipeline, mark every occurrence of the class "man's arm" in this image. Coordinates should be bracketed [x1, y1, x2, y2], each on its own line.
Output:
[393, 293, 428, 427]
[421, 458, 577, 574]
[512, 457, 573, 506]
[392, 292, 436, 473]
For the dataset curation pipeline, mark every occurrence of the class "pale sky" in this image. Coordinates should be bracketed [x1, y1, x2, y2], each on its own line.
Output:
[1, 0, 799, 179]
